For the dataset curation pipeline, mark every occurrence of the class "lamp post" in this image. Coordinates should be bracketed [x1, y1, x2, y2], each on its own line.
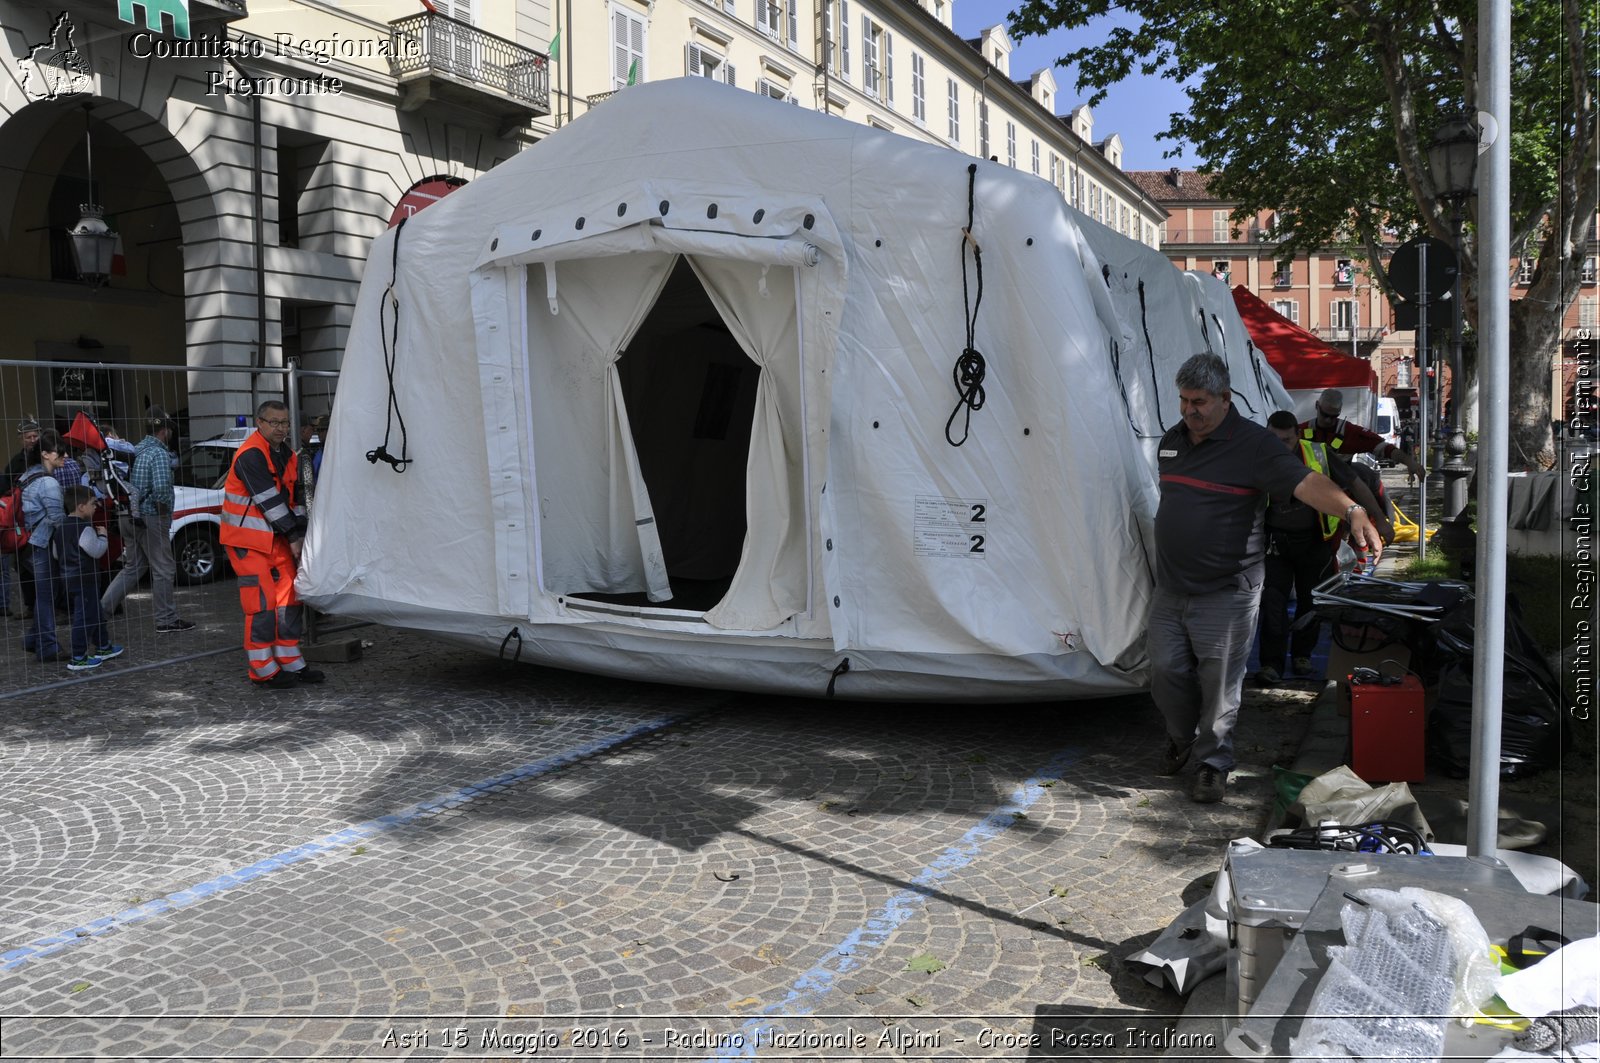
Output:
[1427, 110, 1477, 519]
[67, 106, 118, 290]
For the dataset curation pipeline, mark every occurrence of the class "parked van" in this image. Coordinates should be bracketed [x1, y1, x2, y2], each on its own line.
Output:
[1373, 398, 1402, 460]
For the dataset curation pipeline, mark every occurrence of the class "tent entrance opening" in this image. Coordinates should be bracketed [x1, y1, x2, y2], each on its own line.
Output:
[568, 258, 760, 613]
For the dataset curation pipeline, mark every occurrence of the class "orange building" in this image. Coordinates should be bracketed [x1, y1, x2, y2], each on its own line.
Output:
[1129, 168, 1598, 433]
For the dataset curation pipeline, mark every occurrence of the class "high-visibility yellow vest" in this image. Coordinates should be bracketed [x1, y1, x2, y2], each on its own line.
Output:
[1296, 439, 1340, 540]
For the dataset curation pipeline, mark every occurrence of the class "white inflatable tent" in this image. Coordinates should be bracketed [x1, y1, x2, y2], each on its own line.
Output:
[300, 78, 1291, 701]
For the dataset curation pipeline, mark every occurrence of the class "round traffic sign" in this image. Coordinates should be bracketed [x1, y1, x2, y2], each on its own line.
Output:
[1388, 236, 1458, 305]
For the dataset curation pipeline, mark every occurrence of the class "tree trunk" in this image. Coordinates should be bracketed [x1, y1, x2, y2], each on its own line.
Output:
[1508, 298, 1561, 469]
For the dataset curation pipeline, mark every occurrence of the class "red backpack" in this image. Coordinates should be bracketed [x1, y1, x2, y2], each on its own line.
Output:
[0, 471, 44, 554]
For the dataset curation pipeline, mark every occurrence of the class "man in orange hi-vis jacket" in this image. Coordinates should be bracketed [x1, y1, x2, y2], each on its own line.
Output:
[221, 400, 325, 689]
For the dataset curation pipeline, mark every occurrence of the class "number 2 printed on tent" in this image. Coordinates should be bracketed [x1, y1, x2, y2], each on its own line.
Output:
[913, 495, 988, 559]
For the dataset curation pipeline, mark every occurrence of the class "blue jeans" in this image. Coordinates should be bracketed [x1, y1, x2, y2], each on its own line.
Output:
[0, 551, 10, 611]
[1147, 581, 1262, 773]
[65, 572, 107, 658]
[23, 544, 59, 659]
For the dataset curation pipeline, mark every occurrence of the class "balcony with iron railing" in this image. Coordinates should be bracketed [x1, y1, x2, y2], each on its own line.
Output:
[193, 0, 247, 20]
[1158, 227, 1278, 246]
[1313, 326, 1387, 345]
[389, 11, 549, 127]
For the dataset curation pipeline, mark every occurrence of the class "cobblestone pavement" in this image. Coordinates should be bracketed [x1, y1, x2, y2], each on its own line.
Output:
[1, 627, 1316, 1061]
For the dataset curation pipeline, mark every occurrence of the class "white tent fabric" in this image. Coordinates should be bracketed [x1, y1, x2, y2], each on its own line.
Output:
[300, 78, 1293, 701]
[687, 255, 809, 631]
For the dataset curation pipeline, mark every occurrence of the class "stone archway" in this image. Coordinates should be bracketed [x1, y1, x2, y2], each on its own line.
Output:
[0, 91, 245, 435]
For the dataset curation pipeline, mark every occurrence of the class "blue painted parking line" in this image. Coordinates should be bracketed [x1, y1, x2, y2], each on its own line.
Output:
[702, 746, 1084, 1061]
[2, 712, 694, 973]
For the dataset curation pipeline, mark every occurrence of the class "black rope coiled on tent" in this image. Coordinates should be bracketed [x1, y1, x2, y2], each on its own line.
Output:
[946, 164, 987, 448]
[1136, 280, 1165, 429]
[367, 217, 413, 473]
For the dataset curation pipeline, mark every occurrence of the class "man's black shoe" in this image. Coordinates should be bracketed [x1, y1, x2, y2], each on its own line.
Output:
[1191, 765, 1228, 804]
[156, 619, 196, 632]
[1156, 737, 1193, 776]
[294, 667, 326, 684]
[254, 672, 300, 690]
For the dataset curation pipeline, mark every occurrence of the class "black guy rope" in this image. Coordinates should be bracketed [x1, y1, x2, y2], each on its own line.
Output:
[367, 216, 413, 473]
[945, 163, 987, 447]
[1136, 279, 1165, 429]
[1202, 313, 1259, 415]
[1107, 339, 1139, 434]
[825, 657, 850, 697]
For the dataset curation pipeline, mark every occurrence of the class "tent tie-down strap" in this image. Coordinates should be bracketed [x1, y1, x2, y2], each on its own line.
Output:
[1246, 340, 1272, 414]
[946, 163, 987, 448]
[825, 657, 850, 697]
[1137, 280, 1165, 430]
[367, 217, 413, 474]
[499, 626, 523, 662]
[1107, 339, 1139, 434]
[1209, 312, 1258, 415]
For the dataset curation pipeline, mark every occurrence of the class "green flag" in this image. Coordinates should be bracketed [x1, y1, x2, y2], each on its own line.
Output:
[627, 58, 637, 85]
[548, 29, 559, 61]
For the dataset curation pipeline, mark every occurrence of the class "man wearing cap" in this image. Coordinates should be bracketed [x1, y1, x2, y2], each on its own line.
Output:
[1299, 388, 1425, 480]
[101, 408, 194, 632]
[2, 417, 43, 619]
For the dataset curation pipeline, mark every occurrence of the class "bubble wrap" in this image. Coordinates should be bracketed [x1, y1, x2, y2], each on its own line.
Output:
[1289, 894, 1456, 1063]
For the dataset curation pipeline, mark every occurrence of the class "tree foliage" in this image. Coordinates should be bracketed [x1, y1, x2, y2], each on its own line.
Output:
[1009, 0, 1598, 463]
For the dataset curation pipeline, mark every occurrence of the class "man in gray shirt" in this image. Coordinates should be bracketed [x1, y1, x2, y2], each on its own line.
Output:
[1149, 354, 1384, 802]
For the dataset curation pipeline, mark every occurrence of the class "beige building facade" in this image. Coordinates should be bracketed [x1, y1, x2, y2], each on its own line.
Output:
[0, 0, 1158, 439]
[0, 0, 549, 438]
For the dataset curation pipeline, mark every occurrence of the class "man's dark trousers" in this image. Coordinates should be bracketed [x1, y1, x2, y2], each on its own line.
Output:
[1258, 529, 1334, 674]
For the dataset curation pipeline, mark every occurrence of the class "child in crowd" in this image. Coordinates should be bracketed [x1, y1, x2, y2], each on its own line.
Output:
[59, 486, 123, 672]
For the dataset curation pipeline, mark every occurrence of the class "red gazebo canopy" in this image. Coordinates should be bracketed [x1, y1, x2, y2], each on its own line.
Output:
[1232, 285, 1377, 392]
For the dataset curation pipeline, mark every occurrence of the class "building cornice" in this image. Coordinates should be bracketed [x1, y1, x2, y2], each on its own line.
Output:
[872, 0, 1157, 216]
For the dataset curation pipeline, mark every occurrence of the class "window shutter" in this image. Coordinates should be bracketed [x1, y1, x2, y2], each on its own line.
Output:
[787, 0, 797, 46]
[840, 0, 849, 77]
[612, 9, 630, 85]
[724, 61, 736, 86]
[686, 42, 703, 76]
[884, 32, 893, 104]
[861, 15, 874, 95]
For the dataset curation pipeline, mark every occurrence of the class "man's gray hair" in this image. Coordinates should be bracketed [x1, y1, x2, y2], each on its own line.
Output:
[1175, 353, 1231, 395]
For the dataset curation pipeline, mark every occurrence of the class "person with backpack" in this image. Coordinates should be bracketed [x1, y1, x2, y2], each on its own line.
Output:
[20, 430, 67, 662]
[1, 417, 42, 620]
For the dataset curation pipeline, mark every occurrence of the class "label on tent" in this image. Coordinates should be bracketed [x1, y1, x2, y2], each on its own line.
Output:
[913, 495, 989, 559]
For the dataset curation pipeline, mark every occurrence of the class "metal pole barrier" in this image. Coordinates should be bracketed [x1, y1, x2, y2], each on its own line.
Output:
[1466, 0, 1510, 859]
[1417, 244, 1430, 558]
[1444, 199, 1471, 518]
[286, 358, 301, 438]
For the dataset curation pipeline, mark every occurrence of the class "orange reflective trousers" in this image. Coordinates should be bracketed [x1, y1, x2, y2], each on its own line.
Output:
[227, 540, 304, 682]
